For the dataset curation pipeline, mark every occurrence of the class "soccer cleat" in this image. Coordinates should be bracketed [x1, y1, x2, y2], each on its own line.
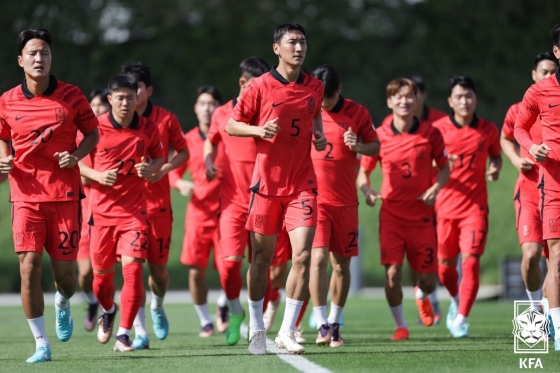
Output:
[199, 323, 215, 338]
[263, 298, 281, 331]
[216, 305, 229, 334]
[131, 334, 150, 350]
[414, 287, 434, 327]
[226, 311, 245, 346]
[315, 324, 332, 346]
[294, 326, 306, 344]
[84, 303, 99, 332]
[330, 323, 344, 348]
[151, 308, 169, 340]
[55, 303, 74, 342]
[391, 327, 409, 341]
[446, 301, 458, 331]
[97, 305, 118, 344]
[548, 314, 555, 341]
[308, 311, 317, 329]
[26, 345, 52, 363]
[275, 331, 305, 354]
[248, 330, 267, 355]
[450, 322, 469, 338]
[113, 334, 136, 352]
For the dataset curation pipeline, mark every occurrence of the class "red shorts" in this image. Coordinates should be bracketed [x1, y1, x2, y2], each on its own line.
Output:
[312, 204, 359, 258]
[379, 220, 437, 273]
[12, 201, 81, 261]
[89, 222, 149, 271]
[246, 189, 317, 235]
[77, 197, 91, 261]
[218, 209, 249, 259]
[514, 177, 544, 245]
[180, 224, 220, 268]
[437, 214, 488, 260]
[146, 214, 172, 265]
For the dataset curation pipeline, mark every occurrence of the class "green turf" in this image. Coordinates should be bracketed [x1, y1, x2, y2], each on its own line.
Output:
[0, 299, 556, 372]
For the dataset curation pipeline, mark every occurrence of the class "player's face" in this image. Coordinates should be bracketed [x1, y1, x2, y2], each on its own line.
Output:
[387, 86, 417, 117]
[108, 88, 137, 120]
[136, 81, 153, 109]
[18, 39, 51, 80]
[448, 85, 476, 118]
[90, 96, 110, 117]
[238, 74, 255, 99]
[194, 93, 218, 126]
[532, 60, 558, 83]
[273, 31, 307, 67]
[554, 46, 560, 61]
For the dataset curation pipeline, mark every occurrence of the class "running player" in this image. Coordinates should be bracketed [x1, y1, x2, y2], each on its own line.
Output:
[226, 22, 327, 355]
[78, 88, 110, 332]
[309, 64, 379, 347]
[120, 62, 189, 349]
[169, 86, 223, 338]
[204, 57, 270, 345]
[357, 78, 449, 341]
[79, 74, 164, 352]
[514, 24, 560, 350]
[433, 76, 502, 338]
[501, 52, 558, 311]
[0, 28, 99, 363]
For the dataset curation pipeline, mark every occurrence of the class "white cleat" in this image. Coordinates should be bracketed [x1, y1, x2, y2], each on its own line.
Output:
[275, 331, 305, 354]
[294, 327, 306, 343]
[263, 298, 281, 331]
[248, 330, 267, 355]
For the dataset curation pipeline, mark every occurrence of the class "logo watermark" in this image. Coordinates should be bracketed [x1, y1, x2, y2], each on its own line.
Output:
[512, 300, 549, 354]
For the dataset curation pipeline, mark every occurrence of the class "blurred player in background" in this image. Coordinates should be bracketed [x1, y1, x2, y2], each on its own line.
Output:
[433, 76, 502, 338]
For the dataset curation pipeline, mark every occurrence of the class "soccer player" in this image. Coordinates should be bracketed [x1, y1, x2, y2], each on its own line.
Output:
[433, 76, 502, 338]
[120, 62, 189, 349]
[79, 74, 164, 352]
[169, 86, 223, 338]
[309, 64, 379, 347]
[515, 24, 560, 350]
[77, 88, 110, 332]
[357, 78, 449, 341]
[0, 28, 99, 363]
[204, 57, 270, 345]
[226, 22, 327, 355]
[501, 52, 558, 311]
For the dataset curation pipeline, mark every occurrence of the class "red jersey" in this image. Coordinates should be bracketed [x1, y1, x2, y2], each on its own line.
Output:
[231, 67, 324, 196]
[207, 98, 256, 212]
[515, 72, 560, 192]
[0, 76, 98, 202]
[379, 106, 447, 127]
[361, 119, 447, 225]
[142, 101, 187, 216]
[502, 101, 542, 183]
[89, 112, 163, 226]
[311, 97, 377, 206]
[433, 115, 501, 218]
[168, 127, 222, 226]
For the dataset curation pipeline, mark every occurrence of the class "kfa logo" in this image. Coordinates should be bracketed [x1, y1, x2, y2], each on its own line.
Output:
[512, 300, 549, 354]
[519, 358, 543, 369]
[136, 141, 145, 156]
[307, 97, 315, 114]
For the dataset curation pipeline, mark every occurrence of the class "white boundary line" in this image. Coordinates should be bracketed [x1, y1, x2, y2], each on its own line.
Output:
[240, 324, 333, 373]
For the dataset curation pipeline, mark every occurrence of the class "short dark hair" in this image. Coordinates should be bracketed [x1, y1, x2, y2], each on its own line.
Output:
[18, 28, 52, 54]
[386, 78, 418, 98]
[89, 88, 109, 104]
[534, 51, 559, 69]
[239, 57, 270, 78]
[196, 86, 222, 104]
[551, 24, 560, 48]
[107, 74, 138, 94]
[121, 61, 152, 87]
[405, 75, 426, 93]
[312, 64, 341, 98]
[448, 75, 476, 96]
[273, 23, 306, 44]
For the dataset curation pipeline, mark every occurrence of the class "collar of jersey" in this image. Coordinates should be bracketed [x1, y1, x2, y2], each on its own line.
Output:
[232, 97, 237, 107]
[420, 105, 430, 121]
[109, 111, 140, 130]
[449, 113, 478, 129]
[142, 100, 154, 117]
[21, 75, 57, 99]
[270, 66, 304, 84]
[556, 69, 560, 86]
[330, 95, 344, 113]
[391, 117, 420, 135]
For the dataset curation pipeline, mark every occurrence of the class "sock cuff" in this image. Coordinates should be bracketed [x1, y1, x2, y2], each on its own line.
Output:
[330, 302, 343, 310]
[248, 297, 264, 306]
[285, 297, 303, 306]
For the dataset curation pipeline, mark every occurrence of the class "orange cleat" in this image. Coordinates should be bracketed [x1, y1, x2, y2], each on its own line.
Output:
[391, 327, 409, 341]
[415, 286, 434, 327]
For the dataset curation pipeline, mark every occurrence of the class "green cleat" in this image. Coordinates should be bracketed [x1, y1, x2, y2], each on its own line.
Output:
[226, 311, 245, 346]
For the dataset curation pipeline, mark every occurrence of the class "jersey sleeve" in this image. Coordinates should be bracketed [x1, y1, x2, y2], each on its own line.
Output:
[0, 97, 10, 140]
[74, 92, 99, 134]
[231, 81, 260, 124]
[360, 154, 378, 172]
[168, 114, 187, 151]
[501, 104, 518, 140]
[430, 128, 448, 168]
[514, 86, 541, 153]
[486, 122, 501, 158]
[207, 108, 222, 145]
[147, 122, 164, 159]
[314, 84, 324, 117]
[356, 106, 377, 143]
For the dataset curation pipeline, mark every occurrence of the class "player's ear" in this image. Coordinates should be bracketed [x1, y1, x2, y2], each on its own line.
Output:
[239, 77, 247, 89]
[531, 69, 537, 83]
[146, 86, 154, 97]
[17, 55, 23, 68]
[337, 84, 342, 95]
[272, 43, 280, 57]
[554, 46, 560, 60]
[386, 97, 392, 110]
[447, 96, 453, 109]
[107, 94, 113, 105]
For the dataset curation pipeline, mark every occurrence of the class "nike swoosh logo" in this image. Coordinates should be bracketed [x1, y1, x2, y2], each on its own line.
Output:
[301, 217, 312, 222]
[104, 147, 116, 152]
[272, 102, 285, 107]
[15, 115, 28, 121]
[62, 250, 74, 255]
[549, 103, 560, 108]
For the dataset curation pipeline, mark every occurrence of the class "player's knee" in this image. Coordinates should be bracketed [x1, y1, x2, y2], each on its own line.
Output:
[418, 274, 436, 293]
[292, 248, 311, 270]
[19, 255, 41, 280]
[311, 249, 329, 271]
[385, 265, 402, 285]
[148, 263, 168, 283]
[332, 257, 351, 277]
[189, 266, 205, 280]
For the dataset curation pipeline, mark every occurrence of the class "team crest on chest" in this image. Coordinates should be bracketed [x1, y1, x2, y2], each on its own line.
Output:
[308, 97, 316, 114]
[476, 138, 485, 151]
[414, 144, 426, 158]
[55, 107, 65, 122]
[338, 122, 348, 137]
[136, 141, 145, 156]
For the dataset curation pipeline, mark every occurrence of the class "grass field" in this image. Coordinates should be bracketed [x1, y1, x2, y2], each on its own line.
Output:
[0, 298, 556, 372]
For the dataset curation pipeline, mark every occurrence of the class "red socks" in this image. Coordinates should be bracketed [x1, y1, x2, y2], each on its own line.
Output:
[221, 260, 243, 300]
[295, 300, 309, 328]
[459, 256, 480, 317]
[438, 263, 459, 298]
[93, 271, 115, 311]
[120, 262, 143, 329]
[269, 288, 280, 303]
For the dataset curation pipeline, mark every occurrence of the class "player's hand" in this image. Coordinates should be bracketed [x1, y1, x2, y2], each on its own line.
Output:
[135, 157, 151, 179]
[487, 162, 500, 182]
[418, 185, 440, 206]
[54, 151, 78, 168]
[96, 168, 118, 186]
[176, 179, 194, 198]
[529, 143, 551, 163]
[260, 118, 280, 139]
[364, 188, 381, 207]
[313, 131, 327, 151]
[343, 127, 358, 151]
[206, 162, 219, 181]
[448, 154, 459, 170]
[81, 176, 91, 186]
[514, 157, 535, 173]
[0, 155, 14, 174]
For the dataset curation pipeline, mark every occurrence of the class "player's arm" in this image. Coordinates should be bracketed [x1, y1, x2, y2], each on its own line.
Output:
[136, 156, 164, 179]
[356, 159, 381, 207]
[419, 163, 450, 206]
[312, 115, 327, 151]
[203, 139, 219, 181]
[487, 155, 502, 182]
[514, 89, 550, 162]
[486, 124, 503, 182]
[343, 127, 380, 156]
[146, 147, 189, 183]
[0, 139, 14, 174]
[169, 159, 194, 198]
[226, 117, 280, 139]
[500, 132, 533, 173]
[78, 161, 117, 187]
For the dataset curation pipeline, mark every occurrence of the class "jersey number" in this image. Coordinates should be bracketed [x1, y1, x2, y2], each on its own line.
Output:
[454, 153, 476, 169]
[30, 127, 54, 145]
[401, 162, 411, 178]
[345, 232, 358, 254]
[131, 231, 149, 252]
[156, 237, 171, 258]
[422, 247, 435, 269]
[291, 119, 300, 137]
[324, 143, 334, 159]
[116, 159, 136, 175]
[58, 230, 79, 254]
